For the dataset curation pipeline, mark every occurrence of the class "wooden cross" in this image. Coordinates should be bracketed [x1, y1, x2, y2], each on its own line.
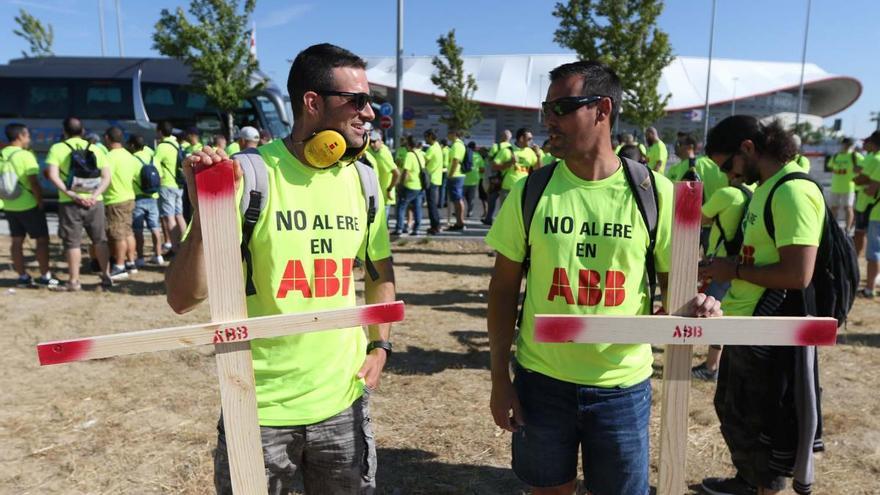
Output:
[533, 181, 838, 495]
[36, 160, 405, 494]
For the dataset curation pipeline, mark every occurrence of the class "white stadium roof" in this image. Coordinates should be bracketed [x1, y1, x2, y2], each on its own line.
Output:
[364, 54, 861, 117]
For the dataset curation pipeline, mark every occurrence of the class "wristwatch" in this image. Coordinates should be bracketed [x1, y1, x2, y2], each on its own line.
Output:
[366, 340, 393, 358]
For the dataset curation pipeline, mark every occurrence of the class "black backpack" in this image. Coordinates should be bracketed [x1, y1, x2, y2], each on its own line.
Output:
[461, 146, 474, 173]
[764, 172, 859, 327]
[63, 142, 101, 191]
[520, 157, 659, 318]
[134, 154, 162, 196]
[713, 184, 752, 257]
[159, 141, 187, 187]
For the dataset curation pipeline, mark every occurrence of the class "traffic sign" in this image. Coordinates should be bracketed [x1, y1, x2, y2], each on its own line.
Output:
[380, 115, 393, 129]
[379, 103, 393, 117]
[402, 106, 415, 120]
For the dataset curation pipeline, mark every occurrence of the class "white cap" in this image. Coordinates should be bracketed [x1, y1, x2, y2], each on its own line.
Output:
[239, 126, 260, 142]
[370, 130, 382, 141]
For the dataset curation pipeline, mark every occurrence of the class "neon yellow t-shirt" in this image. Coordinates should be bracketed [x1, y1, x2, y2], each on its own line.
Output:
[103, 147, 139, 205]
[865, 161, 880, 221]
[45, 137, 108, 203]
[465, 152, 484, 186]
[498, 145, 538, 191]
[155, 137, 182, 189]
[856, 153, 880, 213]
[790, 154, 811, 173]
[829, 152, 860, 194]
[703, 184, 755, 258]
[486, 162, 673, 387]
[694, 156, 729, 203]
[225, 142, 241, 156]
[666, 159, 688, 182]
[646, 140, 668, 173]
[441, 146, 450, 173]
[244, 139, 391, 426]
[424, 142, 444, 186]
[368, 144, 398, 205]
[448, 139, 466, 178]
[721, 163, 825, 317]
[542, 152, 556, 167]
[401, 150, 423, 191]
[0, 146, 39, 212]
[132, 148, 159, 200]
[183, 141, 203, 155]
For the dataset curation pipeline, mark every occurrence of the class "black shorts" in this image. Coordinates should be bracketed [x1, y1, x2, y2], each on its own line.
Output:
[5, 207, 49, 238]
[855, 210, 870, 231]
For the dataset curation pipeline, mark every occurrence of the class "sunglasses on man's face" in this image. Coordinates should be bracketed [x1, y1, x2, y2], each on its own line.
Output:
[720, 153, 736, 173]
[316, 90, 372, 111]
[541, 95, 609, 117]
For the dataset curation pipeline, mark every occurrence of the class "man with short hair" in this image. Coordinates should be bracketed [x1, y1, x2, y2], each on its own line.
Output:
[463, 141, 484, 218]
[154, 120, 187, 255]
[859, 131, 880, 298]
[666, 133, 698, 182]
[445, 129, 468, 231]
[700, 116, 826, 495]
[488, 60, 720, 495]
[367, 130, 400, 222]
[423, 129, 444, 234]
[236, 126, 261, 151]
[853, 132, 880, 257]
[166, 43, 395, 494]
[827, 137, 860, 232]
[493, 127, 538, 206]
[259, 128, 273, 145]
[211, 134, 228, 151]
[482, 130, 512, 225]
[45, 117, 112, 290]
[1, 123, 57, 288]
[127, 135, 165, 267]
[645, 126, 668, 173]
[102, 126, 140, 280]
[182, 127, 203, 155]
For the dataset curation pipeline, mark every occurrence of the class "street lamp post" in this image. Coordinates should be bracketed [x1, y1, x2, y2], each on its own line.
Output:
[731, 77, 738, 116]
[702, 0, 717, 145]
[795, 0, 813, 128]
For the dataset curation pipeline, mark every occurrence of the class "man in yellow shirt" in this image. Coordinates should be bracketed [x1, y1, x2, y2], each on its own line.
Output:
[1, 123, 57, 288]
[700, 117, 826, 495]
[827, 137, 860, 233]
[102, 126, 140, 280]
[45, 117, 112, 290]
[493, 127, 538, 206]
[488, 60, 720, 495]
[645, 126, 668, 173]
[445, 129, 468, 231]
[423, 129, 444, 234]
[166, 43, 396, 493]
[154, 120, 187, 255]
[126, 134, 165, 267]
[859, 131, 880, 297]
[367, 130, 400, 223]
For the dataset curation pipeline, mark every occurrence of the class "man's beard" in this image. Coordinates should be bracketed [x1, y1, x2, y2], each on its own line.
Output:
[742, 156, 762, 184]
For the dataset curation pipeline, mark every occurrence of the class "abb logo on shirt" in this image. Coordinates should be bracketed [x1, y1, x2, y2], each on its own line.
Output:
[546, 267, 627, 307]
[738, 245, 755, 266]
[276, 258, 355, 299]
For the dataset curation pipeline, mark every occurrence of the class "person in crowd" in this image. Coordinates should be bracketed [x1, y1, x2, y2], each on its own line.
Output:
[367, 130, 400, 223]
[645, 126, 668, 173]
[127, 134, 165, 267]
[154, 120, 187, 257]
[101, 126, 140, 280]
[423, 129, 444, 235]
[445, 129, 468, 231]
[482, 130, 512, 226]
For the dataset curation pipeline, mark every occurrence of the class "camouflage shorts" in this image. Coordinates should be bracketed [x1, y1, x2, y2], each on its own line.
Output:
[214, 394, 376, 494]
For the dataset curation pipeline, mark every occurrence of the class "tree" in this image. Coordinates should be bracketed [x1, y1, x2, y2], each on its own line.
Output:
[553, 0, 674, 129]
[153, 0, 260, 139]
[13, 9, 54, 58]
[430, 30, 481, 134]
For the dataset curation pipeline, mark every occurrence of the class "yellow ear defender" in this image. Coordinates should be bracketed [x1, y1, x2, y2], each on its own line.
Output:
[301, 129, 370, 169]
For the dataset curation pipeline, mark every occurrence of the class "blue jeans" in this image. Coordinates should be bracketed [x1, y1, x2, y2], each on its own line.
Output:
[439, 174, 448, 208]
[512, 363, 651, 494]
[867, 221, 880, 262]
[426, 183, 441, 230]
[395, 188, 422, 233]
[706, 279, 732, 301]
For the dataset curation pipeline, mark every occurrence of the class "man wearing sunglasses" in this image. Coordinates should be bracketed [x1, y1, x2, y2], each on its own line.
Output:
[166, 43, 395, 494]
[487, 60, 721, 495]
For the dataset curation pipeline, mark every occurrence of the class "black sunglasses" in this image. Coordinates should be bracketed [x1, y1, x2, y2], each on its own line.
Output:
[315, 90, 372, 111]
[541, 95, 609, 117]
[719, 153, 736, 173]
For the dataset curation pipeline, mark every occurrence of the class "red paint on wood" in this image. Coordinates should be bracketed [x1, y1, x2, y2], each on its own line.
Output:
[674, 182, 703, 227]
[195, 159, 235, 198]
[795, 320, 838, 346]
[37, 340, 93, 366]
[359, 302, 405, 326]
[534, 316, 584, 343]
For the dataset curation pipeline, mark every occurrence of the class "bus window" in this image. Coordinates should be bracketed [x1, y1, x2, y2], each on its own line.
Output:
[24, 79, 70, 119]
[76, 79, 133, 119]
[0, 79, 23, 117]
[256, 95, 288, 139]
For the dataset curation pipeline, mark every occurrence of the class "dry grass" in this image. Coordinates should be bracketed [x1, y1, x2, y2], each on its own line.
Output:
[1, 237, 878, 494]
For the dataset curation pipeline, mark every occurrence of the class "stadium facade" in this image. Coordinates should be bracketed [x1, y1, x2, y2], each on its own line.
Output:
[364, 54, 861, 146]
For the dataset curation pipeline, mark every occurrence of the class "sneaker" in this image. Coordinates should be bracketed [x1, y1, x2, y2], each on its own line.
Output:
[149, 255, 166, 266]
[701, 476, 757, 495]
[692, 363, 719, 382]
[35, 275, 60, 289]
[109, 266, 130, 281]
[390, 230, 402, 236]
[125, 261, 138, 274]
[426, 228, 440, 235]
[62, 280, 82, 292]
[134, 257, 146, 269]
[858, 288, 875, 299]
[16, 274, 34, 288]
[446, 224, 466, 231]
[100, 275, 114, 289]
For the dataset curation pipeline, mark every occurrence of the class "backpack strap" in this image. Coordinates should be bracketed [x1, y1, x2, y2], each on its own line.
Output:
[764, 172, 819, 242]
[620, 157, 659, 303]
[521, 161, 559, 271]
[233, 149, 270, 296]
[715, 184, 753, 256]
[353, 160, 381, 281]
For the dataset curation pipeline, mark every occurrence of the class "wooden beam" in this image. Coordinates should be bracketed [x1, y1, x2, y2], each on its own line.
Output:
[37, 301, 406, 365]
[196, 159, 266, 494]
[659, 181, 703, 495]
[533, 314, 837, 346]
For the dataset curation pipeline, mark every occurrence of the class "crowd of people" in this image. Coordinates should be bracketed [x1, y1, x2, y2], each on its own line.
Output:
[1, 41, 873, 495]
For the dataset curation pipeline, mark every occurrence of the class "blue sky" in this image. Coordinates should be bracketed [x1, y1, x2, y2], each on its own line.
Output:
[0, 0, 876, 136]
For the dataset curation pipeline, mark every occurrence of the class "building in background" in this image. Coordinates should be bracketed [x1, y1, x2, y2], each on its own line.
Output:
[364, 54, 861, 146]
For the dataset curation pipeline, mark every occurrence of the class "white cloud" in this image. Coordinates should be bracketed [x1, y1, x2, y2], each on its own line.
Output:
[257, 4, 314, 29]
